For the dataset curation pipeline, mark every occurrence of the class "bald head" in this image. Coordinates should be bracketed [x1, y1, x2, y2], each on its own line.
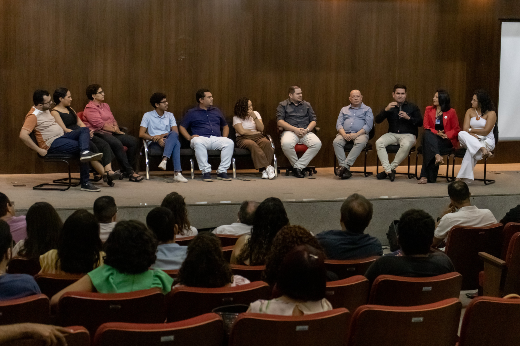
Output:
[349, 90, 363, 107]
[238, 201, 259, 225]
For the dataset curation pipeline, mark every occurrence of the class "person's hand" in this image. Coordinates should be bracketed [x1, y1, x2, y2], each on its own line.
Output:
[398, 111, 410, 120]
[441, 203, 457, 217]
[38, 148, 48, 157]
[351, 132, 359, 140]
[114, 130, 125, 135]
[385, 102, 398, 111]
[158, 138, 165, 147]
[294, 128, 305, 138]
[189, 135, 199, 140]
[248, 109, 256, 120]
[25, 323, 71, 346]
[65, 128, 73, 133]
[151, 135, 162, 142]
[437, 130, 447, 139]
[89, 130, 94, 139]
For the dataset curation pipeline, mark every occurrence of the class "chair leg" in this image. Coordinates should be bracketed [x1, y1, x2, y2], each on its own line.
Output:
[334, 156, 338, 176]
[274, 155, 278, 177]
[190, 159, 194, 179]
[407, 153, 413, 179]
[376, 156, 380, 175]
[232, 158, 236, 179]
[476, 158, 496, 185]
[451, 155, 456, 181]
[445, 154, 451, 182]
[144, 147, 150, 180]
[33, 159, 75, 191]
[415, 151, 420, 180]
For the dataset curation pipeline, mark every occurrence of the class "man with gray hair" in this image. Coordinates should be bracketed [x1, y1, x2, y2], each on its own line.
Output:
[213, 201, 259, 235]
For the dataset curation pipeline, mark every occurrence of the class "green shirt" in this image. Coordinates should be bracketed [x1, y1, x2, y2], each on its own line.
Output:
[88, 264, 173, 294]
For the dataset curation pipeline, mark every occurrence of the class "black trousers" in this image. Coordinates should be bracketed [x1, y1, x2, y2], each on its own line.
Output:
[89, 135, 115, 167]
[94, 132, 139, 174]
[420, 130, 452, 183]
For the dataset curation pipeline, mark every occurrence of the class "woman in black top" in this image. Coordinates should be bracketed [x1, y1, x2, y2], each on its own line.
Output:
[51, 87, 120, 185]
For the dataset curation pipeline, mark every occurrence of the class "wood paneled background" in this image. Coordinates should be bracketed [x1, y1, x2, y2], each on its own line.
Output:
[1, 0, 519, 174]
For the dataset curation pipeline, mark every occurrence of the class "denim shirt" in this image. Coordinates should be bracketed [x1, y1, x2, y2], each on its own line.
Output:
[336, 103, 373, 134]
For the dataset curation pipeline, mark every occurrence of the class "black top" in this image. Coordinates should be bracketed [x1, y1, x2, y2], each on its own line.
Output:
[54, 107, 80, 130]
[276, 99, 317, 129]
[316, 230, 383, 260]
[375, 101, 423, 137]
[501, 205, 520, 225]
[435, 112, 444, 131]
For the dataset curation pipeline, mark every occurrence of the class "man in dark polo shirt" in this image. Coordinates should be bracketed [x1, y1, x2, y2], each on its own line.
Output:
[277, 86, 322, 178]
[316, 193, 382, 260]
[179, 89, 234, 182]
[375, 84, 422, 181]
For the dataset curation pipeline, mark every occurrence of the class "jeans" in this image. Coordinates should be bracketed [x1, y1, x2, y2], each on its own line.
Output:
[190, 136, 234, 174]
[333, 133, 369, 168]
[376, 132, 416, 172]
[148, 131, 182, 171]
[48, 127, 90, 185]
[280, 131, 322, 170]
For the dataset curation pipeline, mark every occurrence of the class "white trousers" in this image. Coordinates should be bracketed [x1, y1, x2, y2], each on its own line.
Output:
[457, 131, 495, 180]
[280, 131, 322, 169]
[190, 136, 234, 174]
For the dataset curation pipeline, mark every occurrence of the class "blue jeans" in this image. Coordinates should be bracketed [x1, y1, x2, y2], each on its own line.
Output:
[148, 131, 182, 171]
[48, 127, 91, 185]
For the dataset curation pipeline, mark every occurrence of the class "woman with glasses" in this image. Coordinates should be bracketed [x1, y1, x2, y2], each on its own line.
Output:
[82, 84, 143, 182]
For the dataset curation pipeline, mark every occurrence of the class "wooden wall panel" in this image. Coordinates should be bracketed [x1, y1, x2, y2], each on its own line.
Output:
[1, 0, 519, 174]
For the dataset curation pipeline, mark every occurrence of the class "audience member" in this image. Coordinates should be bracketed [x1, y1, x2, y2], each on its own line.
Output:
[83, 84, 143, 182]
[0, 323, 71, 345]
[277, 86, 322, 178]
[375, 84, 422, 182]
[93, 196, 118, 242]
[175, 232, 249, 288]
[316, 193, 382, 260]
[39, 210, 104, 274]
[146, 207, 187, 270]
[249, 245, 332, 316]
[333, 90, 374, 179]
[212, 201, 259, 236]
[19, 89, 102, 192]
[500, 205, 520, 225]
[264, 225, 324, 287]
[365, 209, 455, 284]
[51, 220, 173, 307]
[432, 181, 497, 247]
[0, 192, 26, 243]
[232, 197, 289, 265]
[139, 92, 187, 183]
[233, 97, 276, 179]
[13, 202, 62, 258]
[0, 220, 41, 301]
[179, 88, 233, 182]
[160, 192, 198, 238]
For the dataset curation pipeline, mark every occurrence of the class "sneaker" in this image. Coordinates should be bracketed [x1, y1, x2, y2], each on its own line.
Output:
[202, 172, 213, 182]
[217, 172, 232, 181]
[80, 182, 101, 192]
[267, 165, 276, 180]
[173, 173, 188, 183]
[158, 160, 167, 170]
[80, 151, 103, 162]
[262, 170, 269, 179]
[376, 171, 388, 180]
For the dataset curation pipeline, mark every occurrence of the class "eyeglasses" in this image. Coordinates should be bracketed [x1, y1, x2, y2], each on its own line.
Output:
[159, 101, 168, 104]
[42, 100, 54, 106]
[96, 90, 105, 95]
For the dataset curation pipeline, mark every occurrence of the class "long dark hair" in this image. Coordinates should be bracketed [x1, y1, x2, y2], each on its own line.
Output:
[474, 89, 496, 115]
[160, 192, 192, 236]
[436, 89, 451, 113]
[57, 209, 102, 274]
[19, 202, 62, 260]
[236, 197, 289, 265]
[234, 97, 250, 120]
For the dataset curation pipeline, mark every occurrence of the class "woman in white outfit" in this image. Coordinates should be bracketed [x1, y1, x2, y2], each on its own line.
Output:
[457, 90, 496, 181]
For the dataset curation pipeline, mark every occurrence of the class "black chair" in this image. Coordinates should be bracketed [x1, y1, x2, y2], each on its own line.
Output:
[278, 127, 319, 177]
[414, 145, 455, 183]
[333, 125, 375, 178]
[376, 143, 416, 179]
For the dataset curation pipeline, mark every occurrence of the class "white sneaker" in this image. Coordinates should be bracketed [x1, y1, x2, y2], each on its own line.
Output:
[267, 165, 276, 180]
[262, 170, 268, 179]
[173, 173, 188, 183]
[158, 160, 167, 171]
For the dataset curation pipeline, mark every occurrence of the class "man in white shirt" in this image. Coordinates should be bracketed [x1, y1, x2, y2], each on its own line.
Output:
[433, 181, 497, 247]
[213, 201, 259, 236]
[93, 196, 118, 242]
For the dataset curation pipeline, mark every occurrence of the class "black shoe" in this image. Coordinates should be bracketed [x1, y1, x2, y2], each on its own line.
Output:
[376, 171, 388, 180]
[341, 168, 352, 180]
[80, 151, 103, 162]
[80, 182, 101, 192]
[337, 166, 346, 177]
[389, 170, 396, 182]
[292, 168, 305, 178]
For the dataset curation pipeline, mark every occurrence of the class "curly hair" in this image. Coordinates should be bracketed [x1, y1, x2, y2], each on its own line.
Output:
[86, 84, 102, 101]
[234, 97, 250, 120]
[474, 89, 496, 115]
[236, 197, 289, 265]
[264, 225, 324, 286]
[103, 220, 157, 274]
[160, 192, 192, 236]
[176, 233, 233, 288]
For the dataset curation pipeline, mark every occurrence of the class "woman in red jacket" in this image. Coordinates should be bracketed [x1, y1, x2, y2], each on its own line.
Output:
[418, 90, 460, 184]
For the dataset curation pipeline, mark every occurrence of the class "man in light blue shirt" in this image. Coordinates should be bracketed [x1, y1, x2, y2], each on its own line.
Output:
[139, 93, 187, 183]
[333, 90, 373, 179]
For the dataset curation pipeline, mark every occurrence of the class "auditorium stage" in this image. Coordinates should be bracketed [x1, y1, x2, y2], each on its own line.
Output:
[2, 163, 520, 245]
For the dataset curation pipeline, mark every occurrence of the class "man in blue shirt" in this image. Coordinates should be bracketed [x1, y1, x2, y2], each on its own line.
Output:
[179, 89, 233, 182]
[333, 90, 374, 179]
[139, 93, 187, 183]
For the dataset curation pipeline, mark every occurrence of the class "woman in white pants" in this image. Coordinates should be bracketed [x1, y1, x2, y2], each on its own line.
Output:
[457, 90, 496, 181]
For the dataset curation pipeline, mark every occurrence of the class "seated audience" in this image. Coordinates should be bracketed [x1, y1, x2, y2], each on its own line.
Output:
[500, 204, 520, 225]
[432, 180, 497, 247]
[13, 202, 62, 258]
[82, 84, 143, 182]
[0, 323, 71, 345]
[147, 207, 187, 270]
[39, 210, 104, 275]
[231, 197, 289, 265]
[316, 193, 382, 260]
[233, 97, 276, 179]
[264, 225, 324, 286]
[212, 201, 259, 236]
[161, 192, 198, 238]
[93, 196, 118, 242]
[0, 220, 41, 301]
[0, 192, 26, 243]
[51, 87, 121, 185]
[365, 209, 455, 284]
[249, 245, 332, 315]
[175, 232, 249, 288]
[51, 220, 173, 307]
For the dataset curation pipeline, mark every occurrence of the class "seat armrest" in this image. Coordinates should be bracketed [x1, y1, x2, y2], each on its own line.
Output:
[479, 251, 507, 297]
[479, 252, 506, 267]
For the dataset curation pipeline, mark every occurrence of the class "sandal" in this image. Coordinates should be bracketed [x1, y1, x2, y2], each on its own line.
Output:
[418, 177, 428, 184]
[106, 170, 122, 180]
[129, 173, 144, 182]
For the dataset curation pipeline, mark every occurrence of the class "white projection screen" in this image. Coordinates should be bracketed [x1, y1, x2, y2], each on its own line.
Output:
[498, 21, 520, 141]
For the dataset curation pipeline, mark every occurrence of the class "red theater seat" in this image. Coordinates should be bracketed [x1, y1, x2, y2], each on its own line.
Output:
[2, 326, 90, 346]
[324, 256, 379, 280]
[0, 294, 50, 325]
[325, 275, 370, 312]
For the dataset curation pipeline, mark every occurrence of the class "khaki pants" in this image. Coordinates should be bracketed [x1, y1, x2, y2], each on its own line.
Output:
[280, 131, 322, 170]
[236, 133, 274, 169]
[376, 133, 416, 172]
